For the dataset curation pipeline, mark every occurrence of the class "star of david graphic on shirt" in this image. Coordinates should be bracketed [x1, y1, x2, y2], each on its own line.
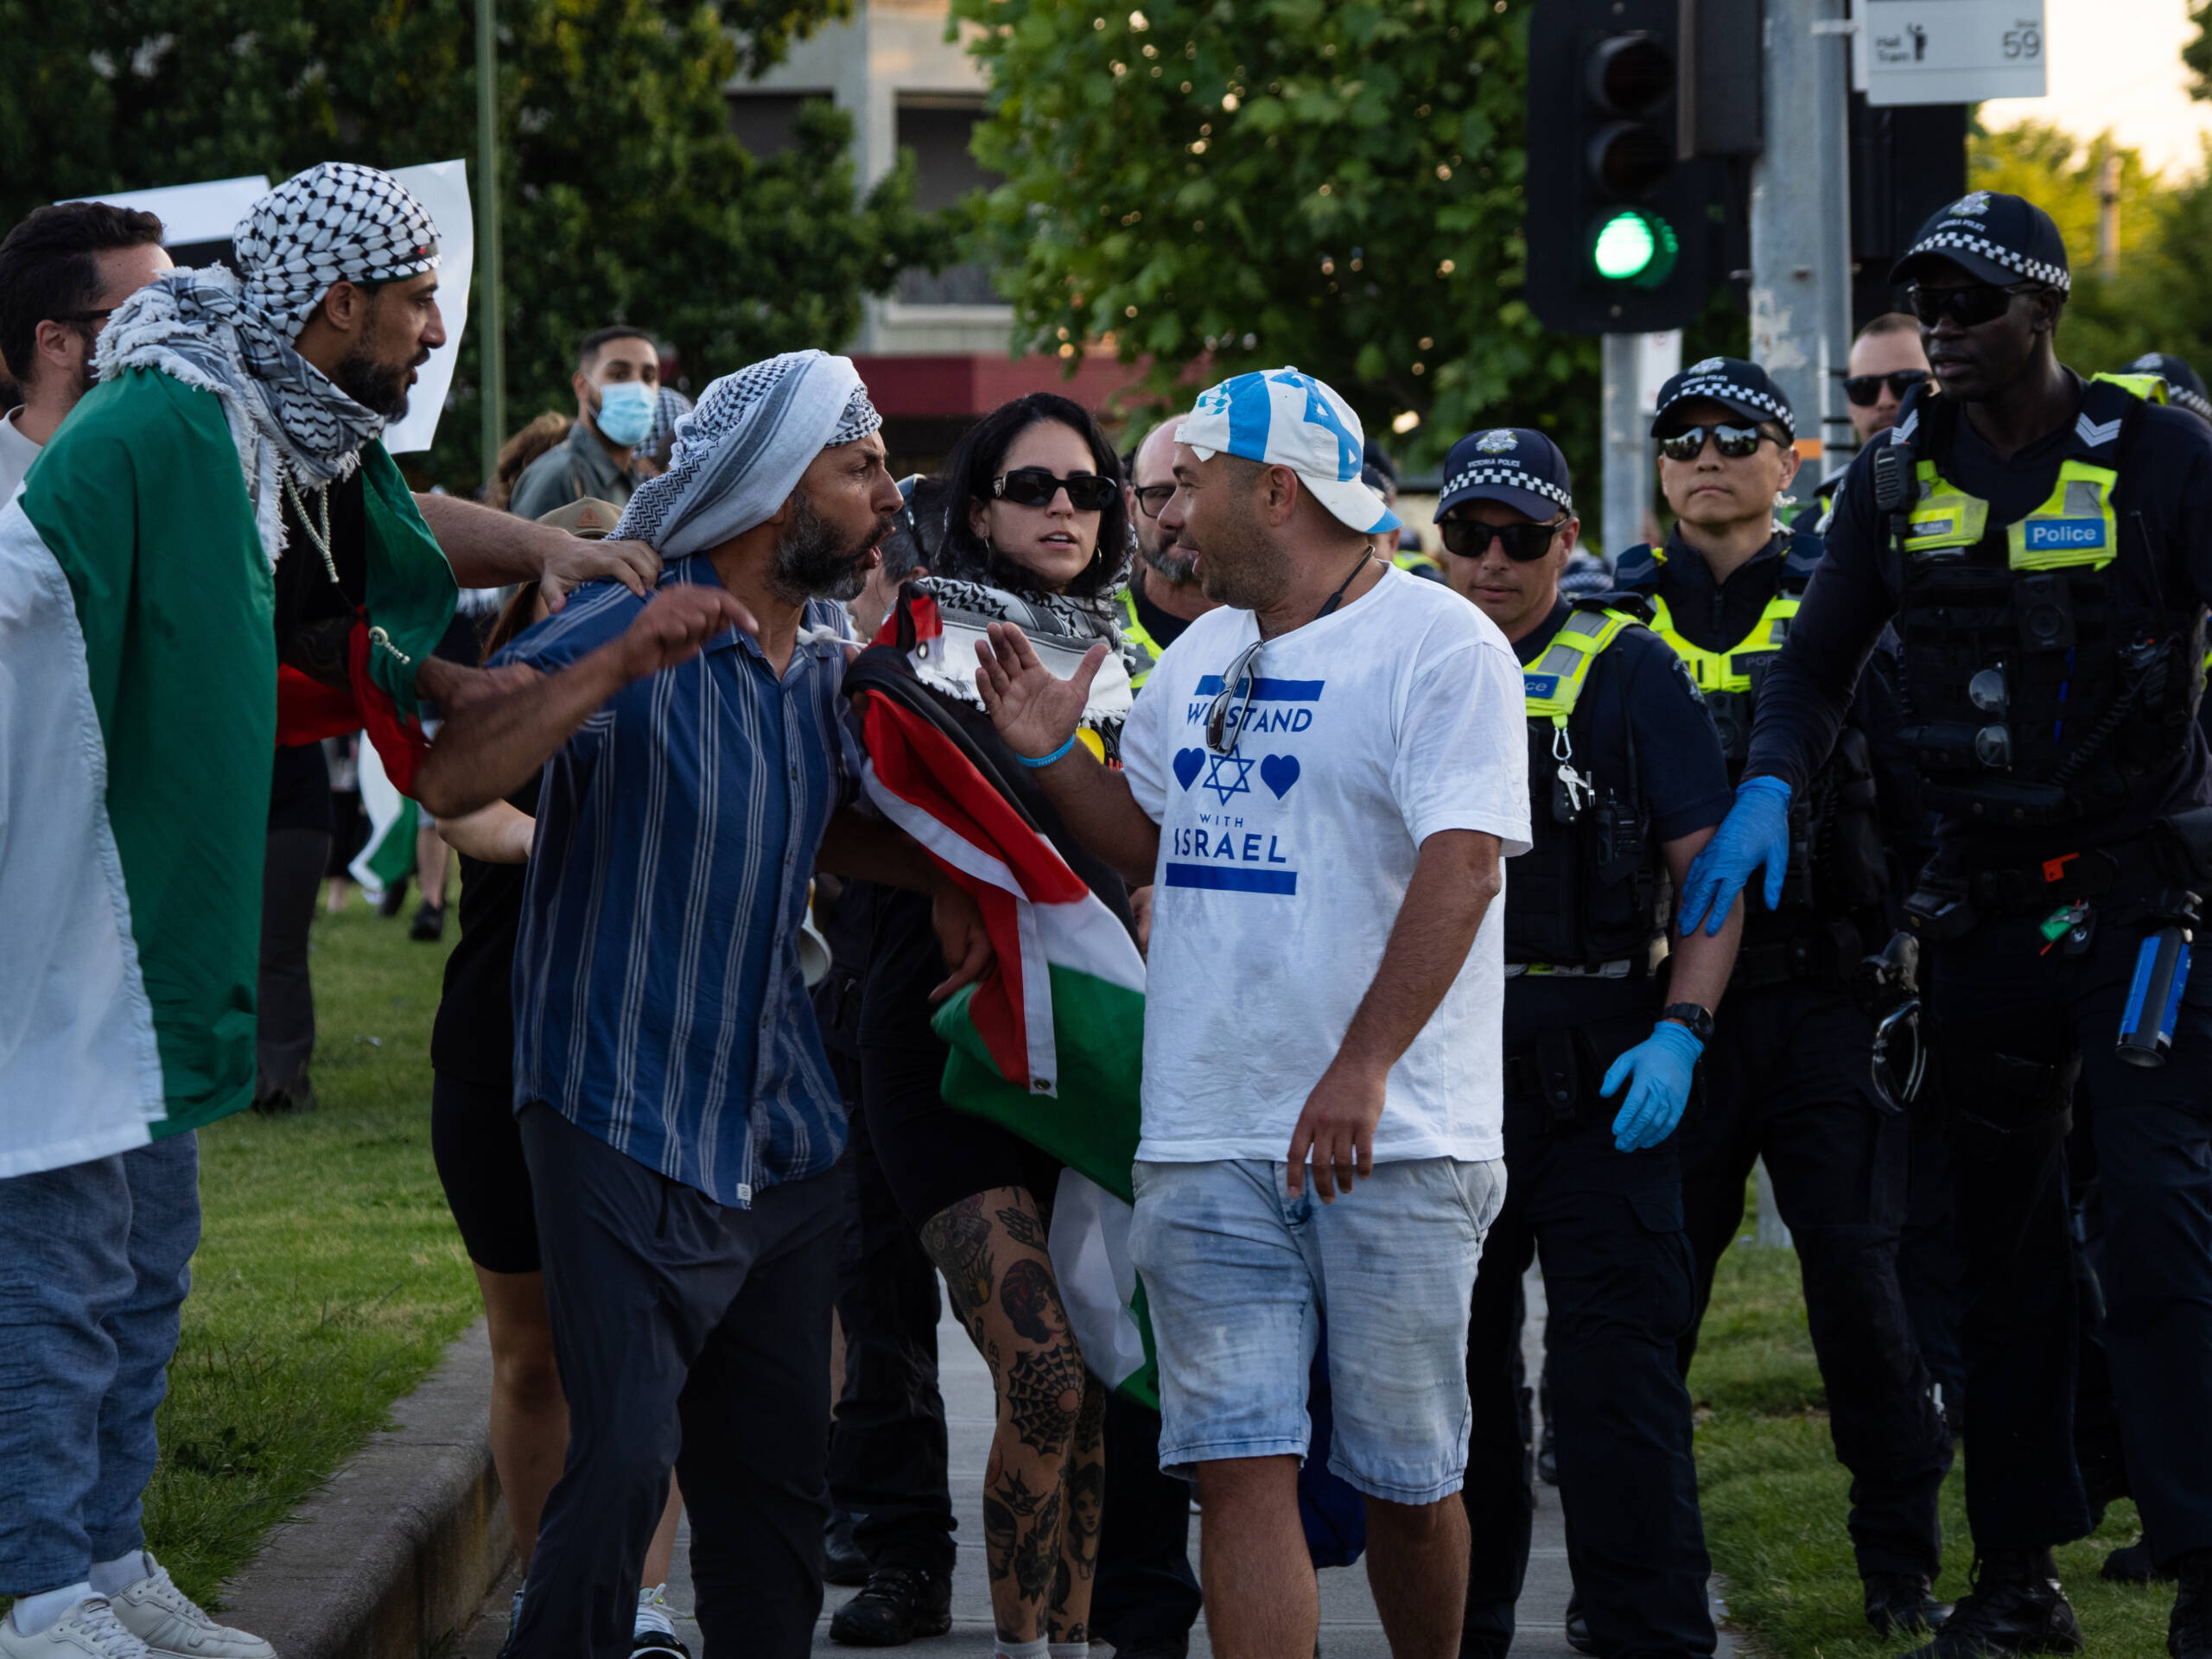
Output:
[1203, 751, 1255, 805]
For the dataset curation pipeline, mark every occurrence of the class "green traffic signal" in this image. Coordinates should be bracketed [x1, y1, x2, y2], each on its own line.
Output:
[1591, 208, 1679, 288]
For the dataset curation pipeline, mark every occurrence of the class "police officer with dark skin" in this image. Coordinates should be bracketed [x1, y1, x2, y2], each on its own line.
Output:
[1438, 429, 1741, 1659]
[1684, 190, 2212, 1659]
[1614, 359, 1958, 1641]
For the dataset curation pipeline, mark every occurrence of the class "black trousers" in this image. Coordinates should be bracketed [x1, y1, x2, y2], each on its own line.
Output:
[1896, 1111, 1968, 1427]
[1464, 1091, 1713, 1659]
[1677, 977, 1953, 1581]
[827, 1055, 957, 1577]
[1093, 1392, 1202, 1652]
[1927, 914, 2212, 1560]
[256, 826, 329, 1099]
[513, 1105, 840, 1659]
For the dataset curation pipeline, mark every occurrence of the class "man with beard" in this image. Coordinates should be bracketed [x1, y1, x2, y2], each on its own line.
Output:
[0, 201, 172, 499]
[1122, 416, 1222, 685]
[414, 350, 995, 1659]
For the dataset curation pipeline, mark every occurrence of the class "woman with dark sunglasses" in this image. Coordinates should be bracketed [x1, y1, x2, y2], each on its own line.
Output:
[845, 392, 1142, 1653]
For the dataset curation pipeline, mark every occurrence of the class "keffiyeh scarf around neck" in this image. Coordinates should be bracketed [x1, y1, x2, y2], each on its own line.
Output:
[614, 350, 884, 556]
[94, 162, 441, 569]
[911, 574, 1138, 738]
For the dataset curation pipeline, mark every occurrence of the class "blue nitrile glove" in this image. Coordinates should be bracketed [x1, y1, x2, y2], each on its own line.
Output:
[1678, 775, 1793, 936]
[1602, 1019, 1704, 1153]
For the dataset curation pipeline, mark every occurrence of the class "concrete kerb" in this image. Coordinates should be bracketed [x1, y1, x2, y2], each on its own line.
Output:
[217, 1319, 513, 1659]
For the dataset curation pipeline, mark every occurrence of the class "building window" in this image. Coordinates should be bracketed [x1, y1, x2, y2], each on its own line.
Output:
[894, 94, 999, 306]
[728, 92, 831, 159]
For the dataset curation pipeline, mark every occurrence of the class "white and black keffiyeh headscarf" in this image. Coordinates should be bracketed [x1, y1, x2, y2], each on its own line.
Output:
[96, 162, 441, 567]
[614, 350, 881, 556]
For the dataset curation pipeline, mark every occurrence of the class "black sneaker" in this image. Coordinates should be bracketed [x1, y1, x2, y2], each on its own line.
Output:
[2103, 1541, 2173, 1585]
[410, 901, 445, 942]
[2171, 1549, 2212, 1659]
[824, 1510, 869, 1588]
[1904, 1554, 2083, 1659]
[378, 880, 409, 918]
[828, 1568, 951, 1647]
[1868, 1573, 1955, 1637]
[1563, 1592, 1596, 1656]
[252, 1077, 318, 1116]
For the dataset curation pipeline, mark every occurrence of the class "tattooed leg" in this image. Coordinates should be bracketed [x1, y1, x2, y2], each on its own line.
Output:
[919, 1185, 1090, 1645]
[1048, 1371, 1108, 1643]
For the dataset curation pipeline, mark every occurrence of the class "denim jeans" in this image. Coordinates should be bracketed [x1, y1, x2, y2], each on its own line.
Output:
[0, 1134, 200, 1593]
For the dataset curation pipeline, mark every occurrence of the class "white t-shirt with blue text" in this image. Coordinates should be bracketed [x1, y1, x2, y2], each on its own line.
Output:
[1122, 564, 1531, 1166]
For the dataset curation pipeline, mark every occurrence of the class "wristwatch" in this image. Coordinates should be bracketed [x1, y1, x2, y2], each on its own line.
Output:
[1661, 1001, 1715, 1044]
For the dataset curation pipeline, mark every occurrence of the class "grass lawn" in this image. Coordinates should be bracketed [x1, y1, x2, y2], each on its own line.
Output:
[1690, 1234, 2171, 1658]
[147, 899, 480, 1611]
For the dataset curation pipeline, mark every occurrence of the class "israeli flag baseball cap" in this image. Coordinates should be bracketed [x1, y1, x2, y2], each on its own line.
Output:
[1176, 367, 1402, 535]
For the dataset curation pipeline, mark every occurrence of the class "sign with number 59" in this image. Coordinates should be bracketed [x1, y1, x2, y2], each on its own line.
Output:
[1855, 0, 2047, 106]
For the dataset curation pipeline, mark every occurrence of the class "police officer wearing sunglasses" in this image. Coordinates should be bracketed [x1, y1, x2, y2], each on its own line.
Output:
[1435, 429, 1740, 1659]
[1614, 357, 1960, 1642]
[1683, 190, 2212, 1659]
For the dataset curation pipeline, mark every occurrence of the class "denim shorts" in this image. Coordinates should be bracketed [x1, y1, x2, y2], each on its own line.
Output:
[1128, 1155, 1505, 1506]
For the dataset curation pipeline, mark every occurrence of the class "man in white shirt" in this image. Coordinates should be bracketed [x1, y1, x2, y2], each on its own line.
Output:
[973, 367, 1530, 1659]
[0, 203, 173, 500]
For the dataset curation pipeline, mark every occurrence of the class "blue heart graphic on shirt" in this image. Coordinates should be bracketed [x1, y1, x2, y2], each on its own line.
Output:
[1173, 747, 1205, 791]
[1261, 753, 1301, 798]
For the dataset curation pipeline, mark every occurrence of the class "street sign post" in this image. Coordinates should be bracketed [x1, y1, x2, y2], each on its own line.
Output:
[1859, 0, 2046, 106]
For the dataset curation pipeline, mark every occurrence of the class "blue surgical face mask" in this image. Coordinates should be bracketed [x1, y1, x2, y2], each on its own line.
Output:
[594, 379, 657, 448]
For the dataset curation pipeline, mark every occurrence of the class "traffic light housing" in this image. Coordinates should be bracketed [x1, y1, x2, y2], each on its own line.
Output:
[1524, 0, 1717, 334]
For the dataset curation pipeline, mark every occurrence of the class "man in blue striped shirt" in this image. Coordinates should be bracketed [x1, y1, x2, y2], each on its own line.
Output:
[416, 353, 989, 1659]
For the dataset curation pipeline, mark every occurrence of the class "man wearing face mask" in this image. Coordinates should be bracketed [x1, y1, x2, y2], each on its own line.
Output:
[0, 202, 173, 499]
[1683, 190, 2212, 1659]
[508, 324, 661, 521]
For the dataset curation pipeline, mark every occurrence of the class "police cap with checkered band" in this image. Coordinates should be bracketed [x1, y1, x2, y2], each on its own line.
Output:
[1434, 428, 1574, 524]
[1649, 357, 1796, 442]
[1890, 189, 2071, 294]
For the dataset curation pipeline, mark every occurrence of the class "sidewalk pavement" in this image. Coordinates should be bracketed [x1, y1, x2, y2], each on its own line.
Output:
[459, 1266, 1733, 1658]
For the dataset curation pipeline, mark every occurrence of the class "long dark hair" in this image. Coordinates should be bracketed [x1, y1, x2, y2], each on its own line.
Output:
[935, 392, 1130, 601]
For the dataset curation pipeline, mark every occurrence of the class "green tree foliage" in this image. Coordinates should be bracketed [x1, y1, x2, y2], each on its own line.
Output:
[0, 0, 939, 490]
[1967, 119, 2211, 381]
[953, 0, 1590, 469]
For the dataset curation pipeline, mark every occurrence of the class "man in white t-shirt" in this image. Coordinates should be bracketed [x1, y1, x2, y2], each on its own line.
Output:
[973, 367, 1530, 1659]
[0, 202, 173, 501]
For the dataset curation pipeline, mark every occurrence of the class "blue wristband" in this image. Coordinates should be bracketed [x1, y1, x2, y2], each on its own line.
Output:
[1015, 734, 1078, 769]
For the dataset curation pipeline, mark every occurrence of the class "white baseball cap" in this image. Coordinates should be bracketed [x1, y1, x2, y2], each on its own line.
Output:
[1175, 366, 1401, 535]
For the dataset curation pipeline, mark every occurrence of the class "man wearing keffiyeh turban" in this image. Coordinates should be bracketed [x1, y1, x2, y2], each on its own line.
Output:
[0, 164, 652, 1659]
[409, 353, 993, 1659]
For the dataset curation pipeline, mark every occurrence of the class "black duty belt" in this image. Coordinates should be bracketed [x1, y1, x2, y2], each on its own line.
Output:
[1730, 919, 1862, 993]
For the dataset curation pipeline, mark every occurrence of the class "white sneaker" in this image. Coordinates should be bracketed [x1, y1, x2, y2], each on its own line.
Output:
[102, 1555, 274, 1659]
[630, 1587, 686, 1659]
[1, 1598, 149, 1659]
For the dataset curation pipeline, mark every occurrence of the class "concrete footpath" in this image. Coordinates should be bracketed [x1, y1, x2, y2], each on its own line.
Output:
[454, 1266, 1733, 1659]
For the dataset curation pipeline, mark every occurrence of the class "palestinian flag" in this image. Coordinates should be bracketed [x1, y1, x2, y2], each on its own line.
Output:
[846, 596, 1155, 1402]
[0, 367, 452, 1175]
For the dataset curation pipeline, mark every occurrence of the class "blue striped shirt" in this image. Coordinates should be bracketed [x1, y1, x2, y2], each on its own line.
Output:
[495, 559, 858, 1206]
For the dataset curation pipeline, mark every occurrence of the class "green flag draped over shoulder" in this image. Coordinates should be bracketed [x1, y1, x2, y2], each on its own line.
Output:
[0, 367, 456, 1175]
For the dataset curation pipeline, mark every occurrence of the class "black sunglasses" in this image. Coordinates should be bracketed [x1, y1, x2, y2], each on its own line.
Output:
[992, 467, 1118, 512]
[1842, 369, 1930, 408]
[1131, 483, 1176, 518]
[1440, 516, 1567, 563]
[1907, 282, 2040, 329]
[1657, 423, 1778, 462]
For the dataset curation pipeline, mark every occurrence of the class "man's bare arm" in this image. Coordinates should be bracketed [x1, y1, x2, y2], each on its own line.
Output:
[413, 586, 754, 817]
[1659, 824, 1741, 1015]
[415, 492, 659, 609]
[969, 623, 1161, 883]
[1288, 830, 1504, 1199]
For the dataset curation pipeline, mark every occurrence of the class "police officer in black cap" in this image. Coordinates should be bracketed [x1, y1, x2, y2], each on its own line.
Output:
[1610, 358, 1957, 1640]
[1684, 188, 2212, 1659]
[2120, 353, 2212, 433]
[1438, 429, 1740, 1659]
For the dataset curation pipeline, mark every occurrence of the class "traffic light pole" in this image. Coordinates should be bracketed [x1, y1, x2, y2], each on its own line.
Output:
[1601, 334, 1646, 558]
[1750, 0, 1854, 483]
